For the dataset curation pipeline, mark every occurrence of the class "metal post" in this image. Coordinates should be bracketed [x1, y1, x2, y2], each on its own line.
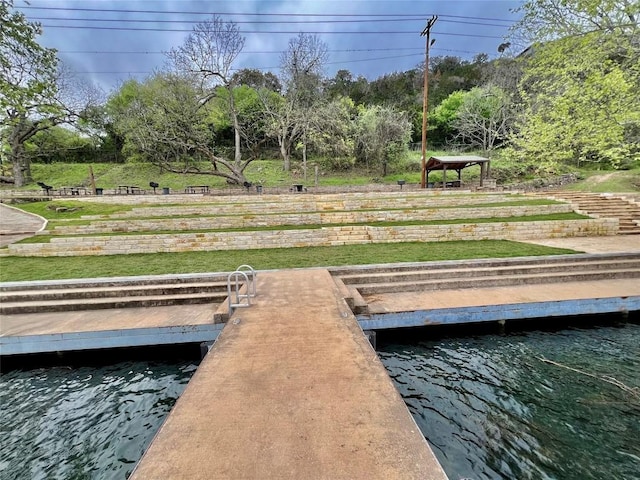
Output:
[420, 15, 438, 189]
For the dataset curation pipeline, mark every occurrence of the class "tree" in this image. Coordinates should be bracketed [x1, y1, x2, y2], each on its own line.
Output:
[305, 97, 357, 170]
[427, 56, 484, 108]
[108, 74, 252, 185]
[167, 15, 246, 167]
[231, 68, 281, 92]
[453, 86, 514, 155]
[429, 90, 466, 147]
[209, 85, 274, 160]
[354, 105, 411, 176]
[1, 1, 100, 185]
[508, 0, 640, 169]
[512, 0, 638, 43]
[263, 33, 328, 171]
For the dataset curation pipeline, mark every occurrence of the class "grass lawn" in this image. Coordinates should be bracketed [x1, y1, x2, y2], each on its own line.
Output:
[0, 240, 577, 282]
[566, 168, 640, 192]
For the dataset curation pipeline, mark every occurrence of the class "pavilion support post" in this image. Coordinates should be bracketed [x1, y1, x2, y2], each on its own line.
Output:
[443, 166, 447, 189]
[480, 162, 485, 187]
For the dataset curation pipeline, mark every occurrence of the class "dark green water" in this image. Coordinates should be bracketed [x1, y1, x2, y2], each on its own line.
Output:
[379, 320, 640, 480]
[0, 355, 198, 480]
[1, 321, 639, 479]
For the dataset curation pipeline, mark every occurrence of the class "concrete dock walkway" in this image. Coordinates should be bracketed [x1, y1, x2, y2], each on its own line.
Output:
[130, 269, 447, 480]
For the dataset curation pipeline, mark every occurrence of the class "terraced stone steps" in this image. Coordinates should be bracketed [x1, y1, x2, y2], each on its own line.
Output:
[46, 203, 573, 235]
[338, 258, 640, 286]
[0, 275, 232, 315]
[0, 292, 224, 315]
[540, 193, 640, 234]
[353, 269, 640, 296]
[78, 192, 521, 220]
[331, 253, 640, 313]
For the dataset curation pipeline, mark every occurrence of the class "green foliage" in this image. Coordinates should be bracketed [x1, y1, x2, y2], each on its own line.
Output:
[306, 97, 356, 165]
[511, 33, 639, 169]
[1, 0, 61, 185]
[429, 91, 466, 146]
[565, 168, 640, 192]
[428, 56, 484, 109]
[453, 85, 514, 154]
[107, 73, 254, 184]
[508, 0, 640, 172]
[512, 0, 639, 42]
[0, 1, 59, 119]
[354, 105, 412, 176]
[25, 126, 99, 164]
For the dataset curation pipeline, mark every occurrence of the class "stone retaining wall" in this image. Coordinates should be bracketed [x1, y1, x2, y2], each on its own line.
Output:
[8, 218, 618, 257]
[79, 192, 519, 218]
[50, 204, 574, 234]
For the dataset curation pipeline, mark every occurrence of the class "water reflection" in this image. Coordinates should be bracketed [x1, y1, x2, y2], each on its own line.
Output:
[379, 322, 640, 480]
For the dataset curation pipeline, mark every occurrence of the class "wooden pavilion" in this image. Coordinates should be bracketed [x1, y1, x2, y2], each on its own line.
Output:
[425, 155, 491, 188]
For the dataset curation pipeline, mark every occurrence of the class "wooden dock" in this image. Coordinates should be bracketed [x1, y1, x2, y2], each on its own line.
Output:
[130, 269, 447, 479]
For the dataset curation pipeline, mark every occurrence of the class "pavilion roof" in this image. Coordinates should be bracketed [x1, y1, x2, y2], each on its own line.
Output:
[425, 155, 489, 171]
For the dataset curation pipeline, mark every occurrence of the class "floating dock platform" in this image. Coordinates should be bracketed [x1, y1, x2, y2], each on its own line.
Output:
[130, 268, 447, 479]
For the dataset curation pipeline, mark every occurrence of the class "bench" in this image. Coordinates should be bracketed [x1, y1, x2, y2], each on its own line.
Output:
[117, 185, 143, 194]
[185, 185, 210, 194]
[60, 186, 87, 196]
[37, 182, 53, 195]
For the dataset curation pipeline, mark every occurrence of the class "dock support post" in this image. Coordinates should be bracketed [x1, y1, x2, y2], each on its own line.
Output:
[200, 341, 214, 359]
[363, 330, 377, 349]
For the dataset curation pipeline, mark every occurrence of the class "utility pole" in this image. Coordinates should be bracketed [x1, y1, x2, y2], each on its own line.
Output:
[420, 15, 437, 188]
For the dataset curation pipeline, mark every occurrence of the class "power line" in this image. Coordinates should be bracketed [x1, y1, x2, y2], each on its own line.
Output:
[18, 5, 516, 23]
[38, 24, 504, 38]
[29, 16, 511, 28]
[58, 47, 481, 55]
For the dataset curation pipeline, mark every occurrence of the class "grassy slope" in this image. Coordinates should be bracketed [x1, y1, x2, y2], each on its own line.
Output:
[567, 169, 640, 193]
[2, 162, 635, 282]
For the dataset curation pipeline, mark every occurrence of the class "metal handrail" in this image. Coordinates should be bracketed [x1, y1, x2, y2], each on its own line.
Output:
[227, 271, 251, 314]
[235, 264, 257, 297]
[227, 265, 257, 316]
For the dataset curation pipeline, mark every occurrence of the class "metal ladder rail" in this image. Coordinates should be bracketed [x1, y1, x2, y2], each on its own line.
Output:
[236, 264, 257, 298]
[227, 265, 257, 315]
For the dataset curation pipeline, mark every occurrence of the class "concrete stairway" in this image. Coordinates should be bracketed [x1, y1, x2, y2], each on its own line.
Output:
[0, 274, 231, 315]
[543, 193, 640, 234]
[331, 253, 640, 315]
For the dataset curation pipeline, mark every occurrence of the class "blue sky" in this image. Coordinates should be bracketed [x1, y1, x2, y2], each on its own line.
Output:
[16, 0, 524, 93]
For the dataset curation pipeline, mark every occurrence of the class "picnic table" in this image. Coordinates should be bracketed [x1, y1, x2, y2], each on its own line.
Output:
[117, 185, 143, 194]
[60, 186, 87, 196]
[185, 185, 210, 194]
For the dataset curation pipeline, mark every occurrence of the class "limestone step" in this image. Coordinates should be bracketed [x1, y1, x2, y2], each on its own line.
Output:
[330, 253, 640, 277]
[0, 274, 230, 292]
[355, 269, 640, 295]
[339, 259, 640, 285]
[0, 281, 229, 303]
[0, 291, 222, 315]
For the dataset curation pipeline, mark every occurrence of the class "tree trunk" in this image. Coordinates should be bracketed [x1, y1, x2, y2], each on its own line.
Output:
[10, 142, 30, 187]
[302, 142, 307, 181]
[279, 137, 290, 171]
[228, 85, 242, 165]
